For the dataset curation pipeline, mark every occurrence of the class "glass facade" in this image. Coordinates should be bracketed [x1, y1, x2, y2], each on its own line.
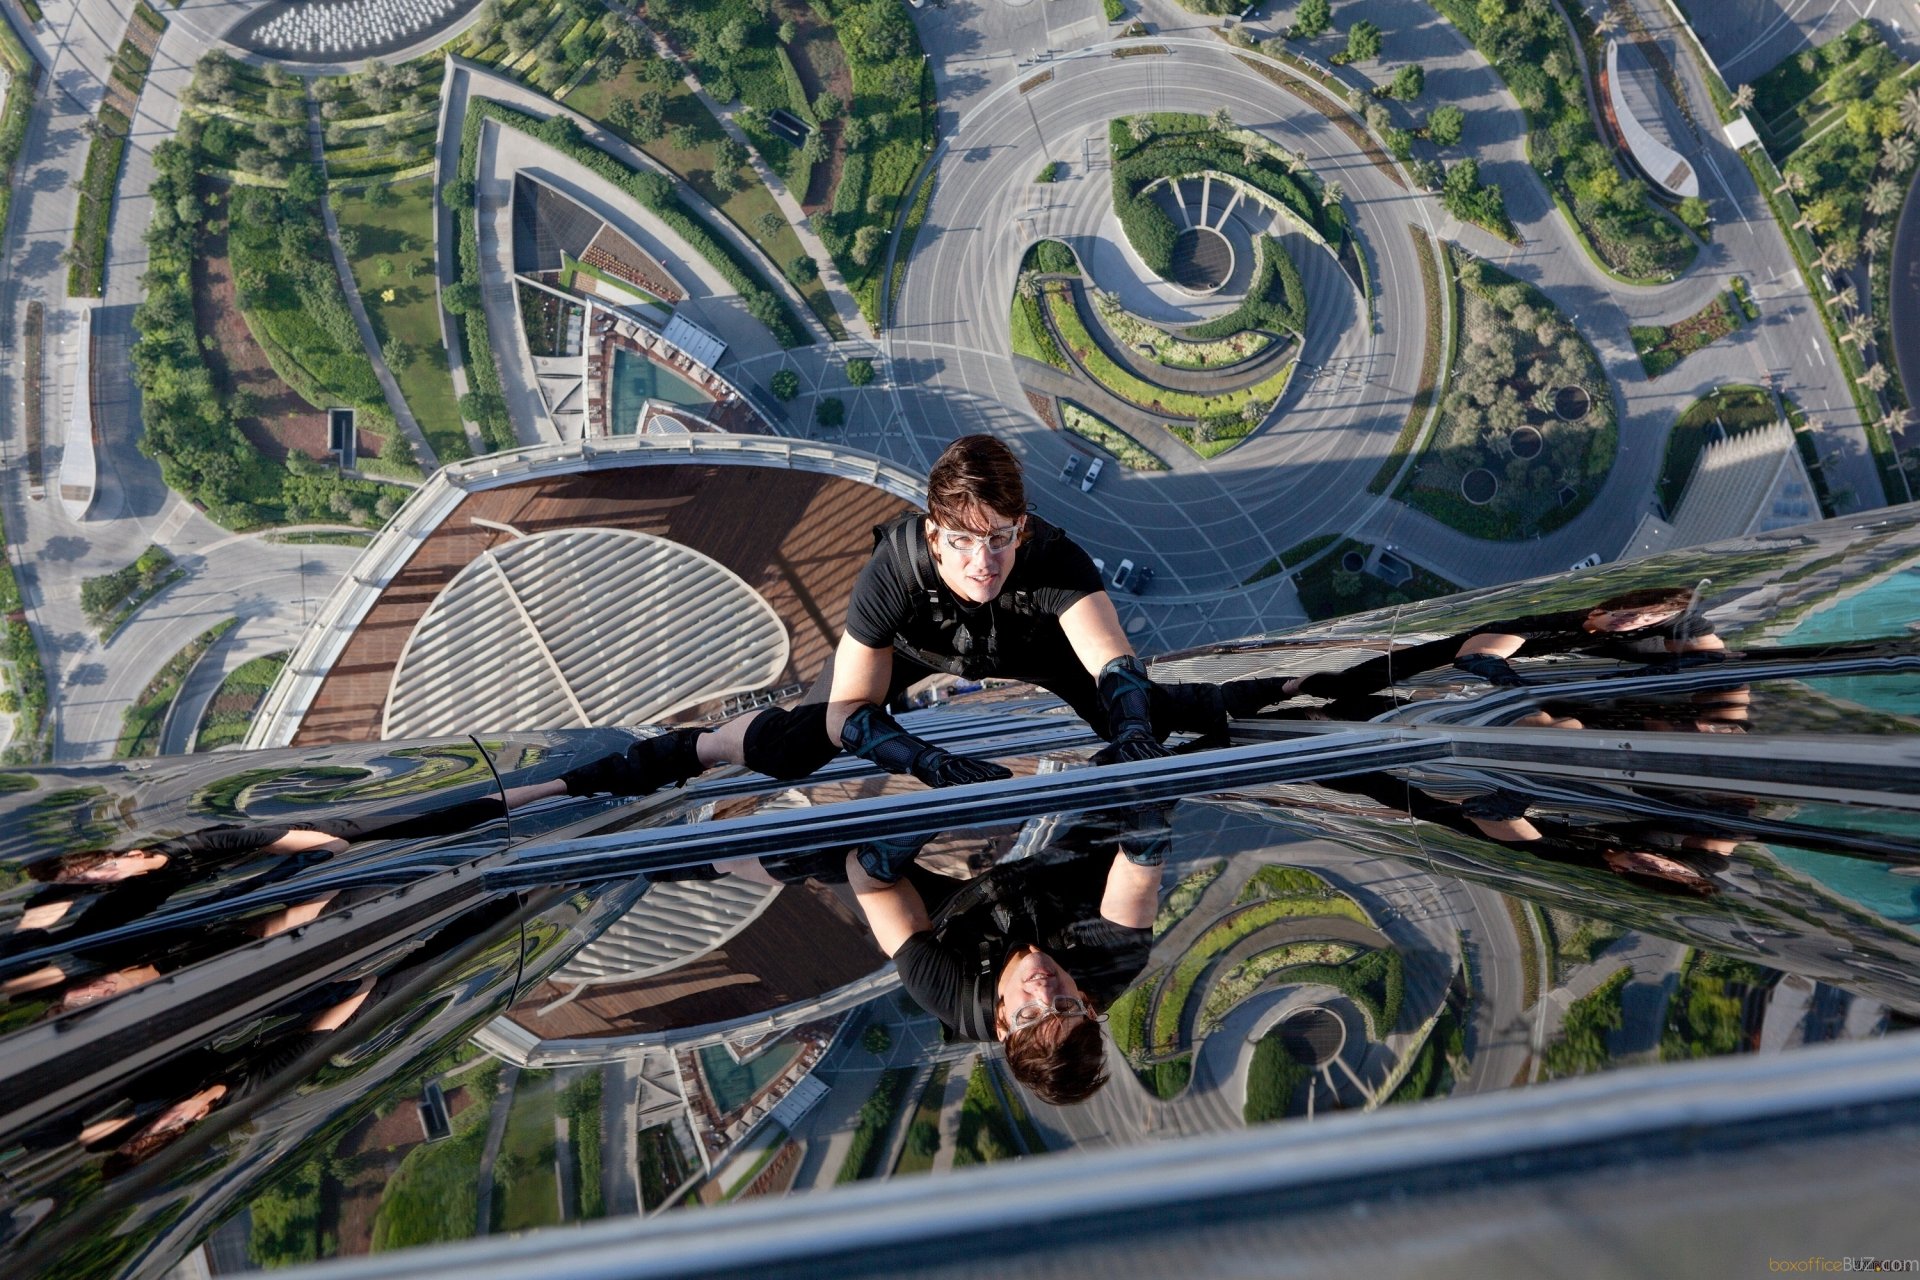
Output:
[2, 508, 1918, 1276]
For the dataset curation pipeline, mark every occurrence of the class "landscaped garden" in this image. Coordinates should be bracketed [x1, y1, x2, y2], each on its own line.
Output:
[563, 28, 845, 338]
[1292, 538, 1460, 619]
[1434, 0, 1695, 281]
[1396, 248, 1617, 540]
[116, 619, 236, 758]
[194, 650, 289, 750]
[334, 179, 470, 462]
[1656, 385, 1778, 513]
[1630, 290, 1747, 378]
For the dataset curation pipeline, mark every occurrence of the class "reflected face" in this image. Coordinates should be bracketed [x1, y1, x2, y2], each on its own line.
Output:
[1586, 602, 1687, 633]
[929, 504, 1024, 605]
[61, 851, 169, 884]
[995, 945, 1087, 1040]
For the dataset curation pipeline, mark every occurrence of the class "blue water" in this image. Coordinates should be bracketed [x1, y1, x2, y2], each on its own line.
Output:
[1769, 562, 1920, 923]
[608, 346, 713, 434]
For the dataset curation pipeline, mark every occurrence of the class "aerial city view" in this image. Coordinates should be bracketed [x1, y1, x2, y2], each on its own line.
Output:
[1, 0, 1919, 1274]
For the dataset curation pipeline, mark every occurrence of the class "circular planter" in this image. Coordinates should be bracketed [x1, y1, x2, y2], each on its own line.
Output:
[1340, 550, 1366, 572]
[1508, 425, 1543, 459]
[1278, 1005, 1346, 1067]
[1462, 468, 1498, 505]
[1554, 385, 1592, 421]
[1167, 227, 1235, 295]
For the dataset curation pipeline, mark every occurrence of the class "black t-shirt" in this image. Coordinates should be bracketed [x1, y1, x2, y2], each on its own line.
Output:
[893, 852, 1151, 1042]
[844, 513, 1106, 679]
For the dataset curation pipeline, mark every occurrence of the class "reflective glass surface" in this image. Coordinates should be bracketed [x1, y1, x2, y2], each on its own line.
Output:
[2, 512, 1918, 1277]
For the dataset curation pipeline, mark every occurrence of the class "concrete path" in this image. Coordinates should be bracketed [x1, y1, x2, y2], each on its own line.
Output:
[600, 1056, 640, 1218]
[471, 1061, 520, 1236]
[927, 1053, 973, 1174]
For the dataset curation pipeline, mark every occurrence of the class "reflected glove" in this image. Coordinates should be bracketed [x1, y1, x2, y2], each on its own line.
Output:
[1219, 676, 1299, 717]
[1114, 801, 1175, 866]
[560, 729, 706, 797]
[1454, 652, 1527, 687]
[852, 832, 937, 885]
[1459, 789, 1533, 822]
[841, 704, 1011, 788]
[1093, 655, 1171, 766]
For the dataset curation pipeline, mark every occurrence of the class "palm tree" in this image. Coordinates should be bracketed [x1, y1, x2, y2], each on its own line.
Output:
[1128, 115, 1153, 144]
[1732, 83, 1755, 112]
[1883, 134, 1916, 172]
[1321, 180, 1345, 208]
[1286, 149, 1308, 175]
[1792, 211, 1819, 234]
[1774, 170, 1807, 197]
[1901, 85, 1920, 137]
[1840, 315, 1872, 346]
[1210, 106, 1234, 133]
[1865, 225, 1892, 258]
[1860, 363, 1891, 393]
[1595, 10, 1619, 37]
[1878, 409, 1907, 439]
[1867, 178, 1903, 217]
[1815, 243, 1844, 275]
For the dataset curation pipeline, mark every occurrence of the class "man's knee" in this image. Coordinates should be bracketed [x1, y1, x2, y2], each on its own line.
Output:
[741, 704, 839, 780]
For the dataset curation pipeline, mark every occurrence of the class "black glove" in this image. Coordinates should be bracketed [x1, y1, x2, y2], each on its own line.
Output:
[1454, 652, 1526, 687]
[851, 832, 936, 884]
[1112, 802, 1175, 866]
[560, 729, 706, 797]
[1459, 789, 1533, 822]
[841, 704, 1010, 788]
[1093, 655, 1171, 765]
[1220, 675, 1298, 717]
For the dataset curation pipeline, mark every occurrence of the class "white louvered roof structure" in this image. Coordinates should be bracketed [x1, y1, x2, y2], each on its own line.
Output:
[544, 877, 779, 991]
[382, 527, 789, 738]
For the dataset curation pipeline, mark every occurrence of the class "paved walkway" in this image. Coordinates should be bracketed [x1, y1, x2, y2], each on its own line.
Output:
[655, 28, 871, 341]
[471, 1062, 520, 1236]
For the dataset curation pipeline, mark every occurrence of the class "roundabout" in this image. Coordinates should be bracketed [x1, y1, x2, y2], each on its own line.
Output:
[886, 41, 1430, 592]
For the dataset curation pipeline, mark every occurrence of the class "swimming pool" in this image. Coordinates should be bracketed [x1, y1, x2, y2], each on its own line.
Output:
[607, 346, 713, 434]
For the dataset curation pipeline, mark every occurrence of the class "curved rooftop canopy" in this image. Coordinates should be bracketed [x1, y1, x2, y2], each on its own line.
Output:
[382, 526, 790, 737]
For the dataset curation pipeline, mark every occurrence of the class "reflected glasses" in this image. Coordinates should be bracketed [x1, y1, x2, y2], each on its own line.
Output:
[936, 520, 1023, 556]
[1009, 995, 1102, 1032]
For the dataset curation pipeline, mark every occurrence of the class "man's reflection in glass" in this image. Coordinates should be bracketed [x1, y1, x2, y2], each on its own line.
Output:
[689, 809, 1168, 1104]
[1319, 773, 1726, 896]
[1273, 586, 1724, 701]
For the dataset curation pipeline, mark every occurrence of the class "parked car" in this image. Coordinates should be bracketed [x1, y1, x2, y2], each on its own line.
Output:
[1060, 454, 1084, 483]
[1081, 457, 1105, 493]
[1569, 553, 1603, 570]
[1112, 558, 1135, 591]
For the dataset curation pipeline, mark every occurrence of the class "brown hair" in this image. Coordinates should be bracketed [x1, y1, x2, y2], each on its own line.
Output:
[926, 435, 1028, 530]
[1590, 587, 1696, 617]
[28, 852, 114, 884]
[1003, 1011, 1110, 1105]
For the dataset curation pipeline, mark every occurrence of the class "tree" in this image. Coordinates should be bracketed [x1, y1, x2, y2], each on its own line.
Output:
[758, 210, 785, 239]
[670, 122, 700, 151]
[1840, 315, 1872, 346]
[717, 17, 751, 55]
[1860, 363, 1891, 392]
[813, 91, 842, 122]
[1390, 64, 1425, 100]
[1209, 106, 1234, 132]
[1128, 115, 1153, 144]
[1731, 83, 1754, 112]
[816, 396, 846, 427]
[1292, 0, 1331, 40]
[787, 254, 818, 285]
[1867, 178, 1903, 217]
[443, 280, 481, 314]
[1321, 180, 1345, 208]
[770, 368, 800, 401]
[713, 163, 745, 195]
[846, 357, 876, 386]
[1773, 170, 1807, 197]
[778, 18, 797, 44]
[1410, 157, 1444, 190]
[852, 224, 885, 266]
[1865, 225, 1892, 257]
[1883, 134, 1915, 172]
[843, 117, 869, 151]
[1677, 196, 1709, 231]
[1344, 20, 1383, 63]
[716, 136, 748, 173]
[1901, 85, 1920, 138]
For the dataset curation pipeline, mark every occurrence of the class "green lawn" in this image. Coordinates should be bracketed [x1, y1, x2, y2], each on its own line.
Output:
[1294, 537, 1460, 621]
[334, 179, 469, 463]
[565, 53, 844, 339]
[372, 1101, 487, 1251]
[493, 1074, 561, 1233]
[194, 650, 287, 750]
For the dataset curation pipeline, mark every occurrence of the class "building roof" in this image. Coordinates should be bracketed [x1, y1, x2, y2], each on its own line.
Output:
[1626, 421, 1813, 559]
[1608, 39, 1700, 199]
[382, 527, 790, 738]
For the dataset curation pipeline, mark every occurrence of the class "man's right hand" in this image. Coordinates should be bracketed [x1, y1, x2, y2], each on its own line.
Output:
[842, 703, 1010, 787]
[909, 744, 1011, 788]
